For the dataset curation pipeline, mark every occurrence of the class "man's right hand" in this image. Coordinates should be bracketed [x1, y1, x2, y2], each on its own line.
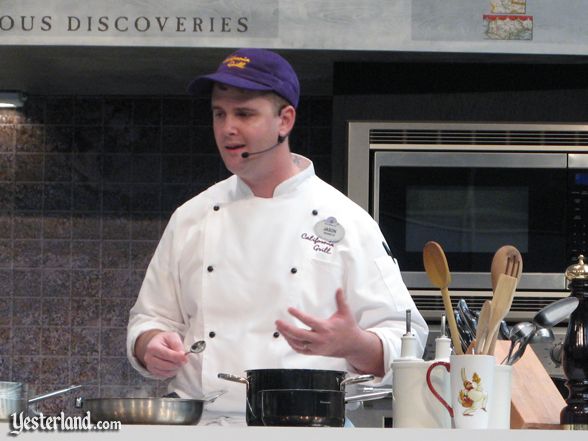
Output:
[134, 330, 188, 378]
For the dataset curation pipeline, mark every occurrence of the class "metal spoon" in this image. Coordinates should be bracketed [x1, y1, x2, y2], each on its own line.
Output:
[533, 297, 579, 329]
[503, 321, 535, 364]
[503, 298, 577, 364]
[454, 310, 473, 353]
[457, 299, 478, 337]
[185, 340, 206, 355]
[529, 326, 554, 344]
[506, 325, 555, 365]
[423, 241, 463, 354]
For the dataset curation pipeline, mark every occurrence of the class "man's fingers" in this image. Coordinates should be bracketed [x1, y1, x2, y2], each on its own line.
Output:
[150, 366, 181, 378]
[161, 332, 185, 352]
[286, 307, 324, 331]
[279, 333, 307, 352]
[153, 352, 186, 367]
[334, 288, 351, 315]
[153, 345, 187, 365]
[279, 331, 316, 354]
[275, 319, 315, 343]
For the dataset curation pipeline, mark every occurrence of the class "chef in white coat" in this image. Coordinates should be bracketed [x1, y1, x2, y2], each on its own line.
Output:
[126, 48, 428, 423]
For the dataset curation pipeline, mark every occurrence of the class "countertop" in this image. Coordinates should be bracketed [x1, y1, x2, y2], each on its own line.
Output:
[2, 423, 588, 441]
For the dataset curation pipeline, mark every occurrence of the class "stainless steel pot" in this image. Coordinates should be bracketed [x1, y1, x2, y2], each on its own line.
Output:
[0, 382, 82, 421]
[75, 390, 225, 425]
[260, 388, 392, 427]
[218, 369, 375, 426]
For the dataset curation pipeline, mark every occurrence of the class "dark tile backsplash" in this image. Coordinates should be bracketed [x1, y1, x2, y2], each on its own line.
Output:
[0, 94, 332, 414]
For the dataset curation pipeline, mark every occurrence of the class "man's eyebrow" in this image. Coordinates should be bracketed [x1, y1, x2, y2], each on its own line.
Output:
[211, 105, 257, 112]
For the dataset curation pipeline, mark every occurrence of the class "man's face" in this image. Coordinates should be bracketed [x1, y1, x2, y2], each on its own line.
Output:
[211, 84, 285, 178]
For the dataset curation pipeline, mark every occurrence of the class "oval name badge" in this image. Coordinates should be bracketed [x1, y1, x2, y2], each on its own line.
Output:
[314, 216, 345, 243]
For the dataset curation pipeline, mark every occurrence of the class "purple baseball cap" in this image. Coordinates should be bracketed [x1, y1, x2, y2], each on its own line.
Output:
[187, 48, 300, 108]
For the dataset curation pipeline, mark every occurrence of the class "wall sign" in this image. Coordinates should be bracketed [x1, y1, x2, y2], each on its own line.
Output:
[0, 0, 279, 42]
[1, 0, 588, 55]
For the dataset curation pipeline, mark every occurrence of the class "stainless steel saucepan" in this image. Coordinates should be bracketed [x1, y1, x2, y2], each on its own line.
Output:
[0, 382, 82, 421]
[75, 390, 225, 425]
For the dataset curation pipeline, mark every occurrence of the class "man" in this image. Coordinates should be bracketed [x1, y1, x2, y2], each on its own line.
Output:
[127, 48, 428, 422]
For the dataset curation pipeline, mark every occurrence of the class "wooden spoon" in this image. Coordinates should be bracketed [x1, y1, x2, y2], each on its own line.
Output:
[423, 241, 463, 355]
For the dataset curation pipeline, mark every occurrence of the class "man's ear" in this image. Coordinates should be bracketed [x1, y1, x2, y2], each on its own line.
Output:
[279, 105, 296, 137]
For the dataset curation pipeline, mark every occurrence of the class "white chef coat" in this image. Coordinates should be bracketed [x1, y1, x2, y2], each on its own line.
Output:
[127, 154, 428, 419]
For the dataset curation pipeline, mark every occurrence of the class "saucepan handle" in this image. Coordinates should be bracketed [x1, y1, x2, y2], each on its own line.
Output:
[217, 373, 249, 386]
[217, 373, 255, 418]
[203, 389, 227, 403]
[345, 389, 392, 404]
[340, 374, 375, 389]
[28, 385, 82, 405]
[426, 361, 453, 418]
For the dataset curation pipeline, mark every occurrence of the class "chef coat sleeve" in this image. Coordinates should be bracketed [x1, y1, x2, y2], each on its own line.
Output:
[126, 210, 188, 377]
[343, 218, 428, 381]
[368, 254, 428, 381]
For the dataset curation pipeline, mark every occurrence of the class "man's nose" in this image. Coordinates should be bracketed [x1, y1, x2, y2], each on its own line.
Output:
[220, 115, 239, 135]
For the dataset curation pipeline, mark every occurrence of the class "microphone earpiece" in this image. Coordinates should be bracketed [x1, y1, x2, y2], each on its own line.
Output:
[240, 133, 288, 159]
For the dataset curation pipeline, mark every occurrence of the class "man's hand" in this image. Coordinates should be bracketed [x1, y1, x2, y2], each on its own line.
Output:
[275, 288, 385, 376]
[134, 330, 188, 378]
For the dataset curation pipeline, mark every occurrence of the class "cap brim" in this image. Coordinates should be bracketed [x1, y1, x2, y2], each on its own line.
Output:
[187, 72, 274, 96]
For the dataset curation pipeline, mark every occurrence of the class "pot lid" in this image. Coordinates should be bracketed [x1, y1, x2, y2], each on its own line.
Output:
[565, 255, 588, 280]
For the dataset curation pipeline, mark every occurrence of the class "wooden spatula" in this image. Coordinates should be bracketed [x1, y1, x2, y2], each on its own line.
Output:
[482, 251, 522, 355]
[474, 299, 492, 354]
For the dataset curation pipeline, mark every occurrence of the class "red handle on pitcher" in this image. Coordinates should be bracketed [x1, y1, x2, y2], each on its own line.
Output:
[426, 361, 453, 418]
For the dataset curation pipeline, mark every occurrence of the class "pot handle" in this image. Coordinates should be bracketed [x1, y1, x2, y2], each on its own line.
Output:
[340, 374, 374, 389]
[28, 385, 82, 405]
[203, 389, 227, 403]
[217, 373, 256, 418]
[217, 373, 249, 386]
[345, 389, 392, 404]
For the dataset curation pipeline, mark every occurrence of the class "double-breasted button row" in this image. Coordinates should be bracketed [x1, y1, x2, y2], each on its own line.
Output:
[215, 205, 316, 215]
[206, 265, 297, 274]
[206, 331, 280, 339]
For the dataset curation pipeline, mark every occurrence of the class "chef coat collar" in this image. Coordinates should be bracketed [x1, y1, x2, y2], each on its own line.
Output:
[235, 154, 315, 198]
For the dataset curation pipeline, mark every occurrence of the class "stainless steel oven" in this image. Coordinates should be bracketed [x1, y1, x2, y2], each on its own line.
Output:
[347, 122, 588, 327]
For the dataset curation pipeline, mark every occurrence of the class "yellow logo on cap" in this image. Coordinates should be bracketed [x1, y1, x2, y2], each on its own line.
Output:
[223, 55, 250, 69]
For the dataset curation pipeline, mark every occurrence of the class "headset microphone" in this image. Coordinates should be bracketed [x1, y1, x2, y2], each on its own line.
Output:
[241, 134, 287, 159]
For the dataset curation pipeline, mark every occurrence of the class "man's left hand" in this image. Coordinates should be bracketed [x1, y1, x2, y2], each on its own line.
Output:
[275, 288, 363, 358]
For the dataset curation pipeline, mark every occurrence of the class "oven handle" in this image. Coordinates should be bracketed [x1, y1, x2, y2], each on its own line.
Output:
[373, 151, 568, 169]
[569, 153, 588, 169]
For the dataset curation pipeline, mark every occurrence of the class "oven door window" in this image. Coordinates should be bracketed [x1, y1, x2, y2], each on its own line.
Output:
[377, 164, 567, 273]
